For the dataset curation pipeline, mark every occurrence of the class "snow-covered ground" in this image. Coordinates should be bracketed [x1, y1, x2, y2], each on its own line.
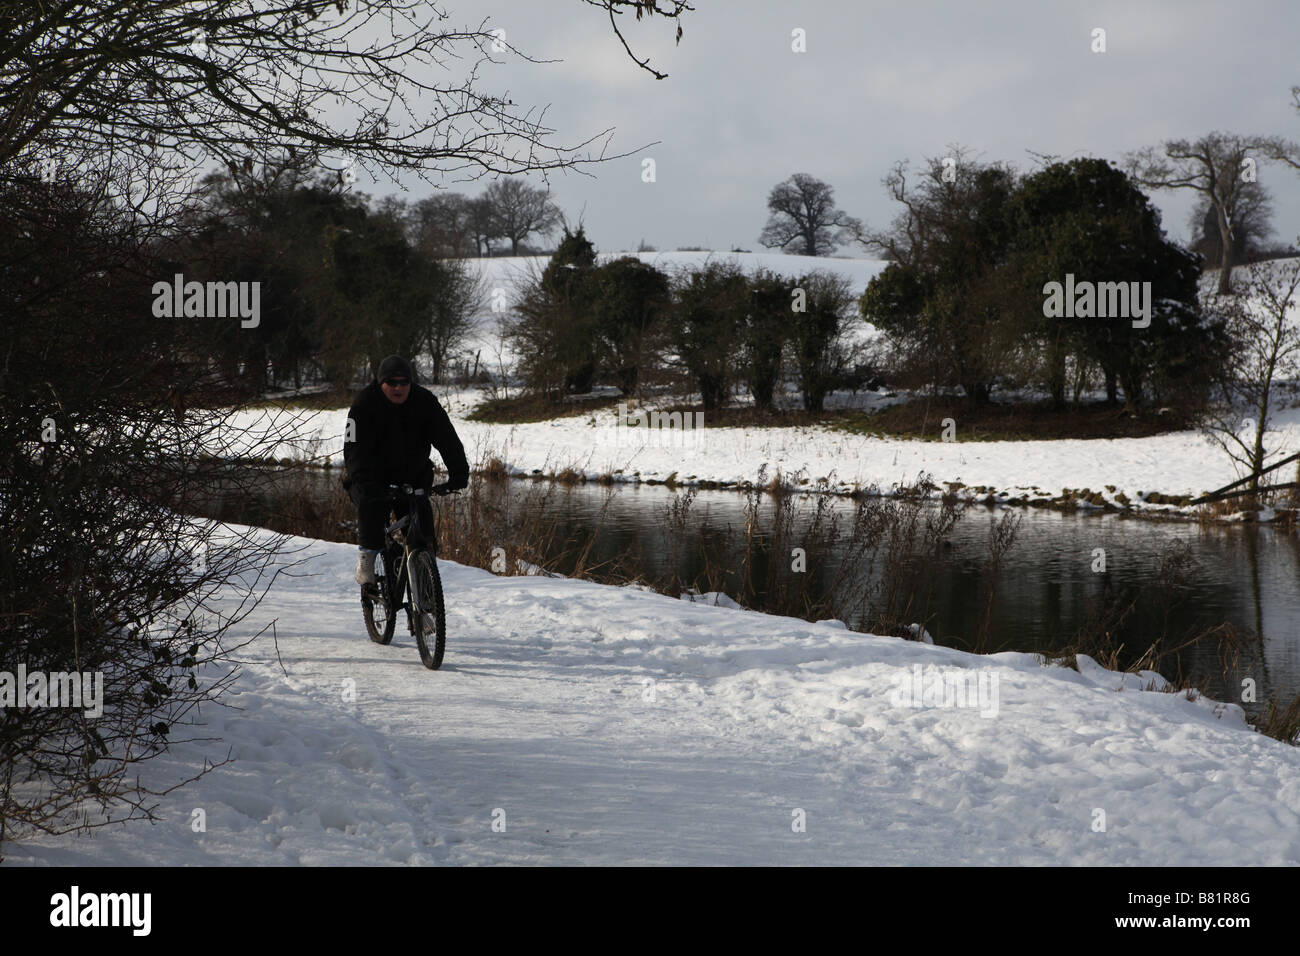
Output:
[6, 527, 1299, 866]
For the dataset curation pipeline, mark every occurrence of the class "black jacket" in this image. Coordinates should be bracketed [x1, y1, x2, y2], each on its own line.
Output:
[343, 381, 469, 493]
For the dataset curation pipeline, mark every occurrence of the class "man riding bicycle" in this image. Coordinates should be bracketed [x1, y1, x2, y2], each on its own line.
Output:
[343, 354, 469, 588]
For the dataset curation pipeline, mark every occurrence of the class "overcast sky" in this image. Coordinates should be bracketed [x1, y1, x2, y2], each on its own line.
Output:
[373, 0, 1300, 257]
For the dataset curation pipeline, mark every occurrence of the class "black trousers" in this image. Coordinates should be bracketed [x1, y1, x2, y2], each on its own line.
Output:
[350, 483, 435, 553]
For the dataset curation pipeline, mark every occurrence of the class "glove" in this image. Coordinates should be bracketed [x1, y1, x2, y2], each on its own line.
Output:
[435, 473, 468, 495]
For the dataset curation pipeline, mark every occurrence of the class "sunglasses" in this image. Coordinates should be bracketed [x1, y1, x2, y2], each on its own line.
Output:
[383, 377, 410, 387]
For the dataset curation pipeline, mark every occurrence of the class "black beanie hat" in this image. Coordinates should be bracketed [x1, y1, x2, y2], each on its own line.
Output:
[377, 355, 415, 384]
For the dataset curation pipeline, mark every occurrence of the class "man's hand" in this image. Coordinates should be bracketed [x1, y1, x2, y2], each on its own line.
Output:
[435, 473, 469, 495]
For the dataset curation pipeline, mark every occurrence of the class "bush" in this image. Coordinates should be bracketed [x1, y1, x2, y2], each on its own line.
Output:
[789, 270, 860, 411]
[590, 256, 671, 396]
[670, 261, 749, 410]
[742, 270, 792, 410]
[0, 177, 290, 848]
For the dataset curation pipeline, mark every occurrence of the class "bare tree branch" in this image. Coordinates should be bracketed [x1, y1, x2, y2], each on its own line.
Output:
[1125, 132, 1299, 293]
[1, 1, 694, 188]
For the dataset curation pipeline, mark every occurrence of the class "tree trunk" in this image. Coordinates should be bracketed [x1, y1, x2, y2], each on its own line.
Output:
[1048, 342, 1066, 410]
[1119, 371, 1142, 414]
[963, 380, 990, 407]
[564, 361, 594, 394]
[1215, 202, 1235, 295]
[699, 374, 727, 410]
[750, 370, 778, 410]
[1250, 392, 1270, 493]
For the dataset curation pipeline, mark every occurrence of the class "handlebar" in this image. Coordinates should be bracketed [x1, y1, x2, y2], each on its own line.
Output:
[382, 483, 460, 497]
[383, 483, 426, 496]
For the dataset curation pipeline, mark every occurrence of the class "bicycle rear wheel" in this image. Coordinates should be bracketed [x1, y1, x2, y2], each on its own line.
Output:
[362, 549, 397, 645]
[409, 550, 446, 669]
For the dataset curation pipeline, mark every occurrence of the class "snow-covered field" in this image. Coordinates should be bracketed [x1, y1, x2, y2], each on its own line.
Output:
[218, 388, 1300, 514]
[220, 252, 1300, 512]
[6, 527, 1299, 866]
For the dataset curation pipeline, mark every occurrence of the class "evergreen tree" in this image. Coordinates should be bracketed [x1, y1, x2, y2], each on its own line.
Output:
[1009, 158, 1229, 411]
[510, 227, 600, 396]
[671, 261, 749, 410]
[590, 256, 671, 396]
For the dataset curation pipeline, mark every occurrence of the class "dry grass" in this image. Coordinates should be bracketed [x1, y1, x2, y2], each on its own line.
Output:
[1049, 541, 1255, 704]
[468, 391, 624, 424]
[1248, 691, 1300, 745]
[480, 456, 510, 480]
[656, 469, 972, 637]
[838, 397, 1193, 441]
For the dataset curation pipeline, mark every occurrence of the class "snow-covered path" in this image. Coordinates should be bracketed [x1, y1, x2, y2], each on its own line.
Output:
[7, 532, 1300, 866]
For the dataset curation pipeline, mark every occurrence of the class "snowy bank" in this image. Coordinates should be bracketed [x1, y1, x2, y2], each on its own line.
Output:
[215, 391, 1300, 518]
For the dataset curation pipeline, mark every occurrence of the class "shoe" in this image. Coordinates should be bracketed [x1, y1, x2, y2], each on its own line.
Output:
[355, 549, 378, 585]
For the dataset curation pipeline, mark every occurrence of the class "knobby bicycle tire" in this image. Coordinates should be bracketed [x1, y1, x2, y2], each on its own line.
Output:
[409, 550, 446, 669]
[363, 549, 397, 645]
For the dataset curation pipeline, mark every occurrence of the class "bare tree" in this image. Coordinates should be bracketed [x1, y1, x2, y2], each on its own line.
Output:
[462, 196, 500, 257]
[1127, 133, 1299, 293]
[859, 147, 990, 266]
[1188, 184, 1274, 269]
[758, 173, 862, 257]
[483, 178, 563, 255]
[410, 193, 476, 258]
[0, 0, 693, 849]
[856, 148, 1025, 408]
[422, 257, 485, 384]
[1273, 84, 1300, 172]
[1201, 255, 1300, 493]
[0, 1, 693, 189]
[0, 170, 316, 844]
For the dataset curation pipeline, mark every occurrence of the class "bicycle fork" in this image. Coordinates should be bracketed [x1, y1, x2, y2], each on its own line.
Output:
[405, 550, 424, 630]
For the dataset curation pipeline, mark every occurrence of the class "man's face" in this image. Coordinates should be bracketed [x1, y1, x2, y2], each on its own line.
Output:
[380, 376, 411, 404]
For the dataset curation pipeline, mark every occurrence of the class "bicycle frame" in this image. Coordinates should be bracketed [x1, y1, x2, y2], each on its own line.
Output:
[381, 484, 433, 630]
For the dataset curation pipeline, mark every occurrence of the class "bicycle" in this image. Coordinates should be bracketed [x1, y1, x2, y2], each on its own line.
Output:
[360, 483, 451, 669]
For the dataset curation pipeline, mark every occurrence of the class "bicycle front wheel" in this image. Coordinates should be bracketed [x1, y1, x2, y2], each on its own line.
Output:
[409, 550, 446, 669]
[363, 549, 397, 645]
